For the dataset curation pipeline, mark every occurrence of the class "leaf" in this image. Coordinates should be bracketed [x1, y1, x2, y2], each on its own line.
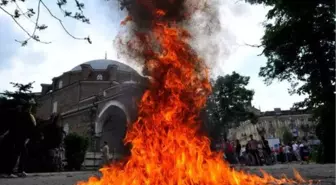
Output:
[86, 36, 92, 44]
[14, 9, 21, 18]
[37, 24, 48, 30]
[64, 11, 72, 17]
[0, 0, 9, 6]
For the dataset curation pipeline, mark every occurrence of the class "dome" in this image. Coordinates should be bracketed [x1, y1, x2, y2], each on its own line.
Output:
[70, 59, 135, 72]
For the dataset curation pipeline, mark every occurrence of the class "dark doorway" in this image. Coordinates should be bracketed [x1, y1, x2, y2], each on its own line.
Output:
[99, 106, 128, 159]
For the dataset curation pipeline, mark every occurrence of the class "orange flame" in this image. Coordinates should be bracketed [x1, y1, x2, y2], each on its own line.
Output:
[78, 8, 311, 185]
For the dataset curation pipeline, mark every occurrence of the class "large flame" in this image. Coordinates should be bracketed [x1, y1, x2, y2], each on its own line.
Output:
[78, 2, 311, 185]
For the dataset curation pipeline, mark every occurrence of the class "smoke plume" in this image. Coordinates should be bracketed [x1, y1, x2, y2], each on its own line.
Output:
[114, 0, 226, 74]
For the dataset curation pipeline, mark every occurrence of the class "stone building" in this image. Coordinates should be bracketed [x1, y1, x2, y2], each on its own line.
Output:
[228, 108, 316, 146]
[35, 59, 146, 161]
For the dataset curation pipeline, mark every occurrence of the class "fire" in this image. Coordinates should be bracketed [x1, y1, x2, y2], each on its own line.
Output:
[78, 1, 310, 185]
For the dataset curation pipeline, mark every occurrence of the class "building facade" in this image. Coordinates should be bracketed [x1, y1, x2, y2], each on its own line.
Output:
[35, 59, 146, 159]
[228, 108, 316, 146]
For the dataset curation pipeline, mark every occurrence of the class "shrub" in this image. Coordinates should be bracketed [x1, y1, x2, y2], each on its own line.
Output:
[282, 129, 293, 145]
[26, 118, 65, 172]
[64, 133, 89, 170]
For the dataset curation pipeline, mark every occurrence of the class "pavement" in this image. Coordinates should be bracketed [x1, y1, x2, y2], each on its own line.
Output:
[0, 163, 334, 185]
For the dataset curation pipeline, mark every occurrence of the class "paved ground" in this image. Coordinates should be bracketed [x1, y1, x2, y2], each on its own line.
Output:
[0, 164, 334, 185]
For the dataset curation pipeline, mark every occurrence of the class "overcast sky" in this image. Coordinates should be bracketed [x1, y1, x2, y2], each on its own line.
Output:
[0, 0, 304, 111]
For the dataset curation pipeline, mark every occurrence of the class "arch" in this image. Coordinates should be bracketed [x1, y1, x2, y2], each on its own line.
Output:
[58, 80, 63, 89]
[95, 100, 130, 136]
[63, 123, 69, 135]
[96, 74, 103, 80]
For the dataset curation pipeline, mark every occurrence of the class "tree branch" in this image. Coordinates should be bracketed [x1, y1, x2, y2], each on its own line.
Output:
[0, 0, 92, 45]
[244, 42, 265, 56]
[14, 1, 36, 25]
[40, 0, 91, 43]
[0, 5, 50, 45]
[16, 0, 51, 45]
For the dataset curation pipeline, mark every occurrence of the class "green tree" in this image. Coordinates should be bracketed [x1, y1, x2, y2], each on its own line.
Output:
[64, 133, 89, 170]
[206, 72, 255, 139]
[0, 0, 91, 45]
[0, 82, 38, 134]
[245, 0, 335, 163]
[282, 128, 293, 145]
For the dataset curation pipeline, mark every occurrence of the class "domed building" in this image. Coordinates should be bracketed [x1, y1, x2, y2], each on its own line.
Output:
[36, 59, 146, 167]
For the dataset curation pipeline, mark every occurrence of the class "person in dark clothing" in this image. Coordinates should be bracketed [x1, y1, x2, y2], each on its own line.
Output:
[10, 102, 36, 177]
[0, 106, 26, 178]
[247, 135, 260, 166]
[0, 132, 17, 177]
[223, 138, 236, 164]
[260, 136, 271, 155]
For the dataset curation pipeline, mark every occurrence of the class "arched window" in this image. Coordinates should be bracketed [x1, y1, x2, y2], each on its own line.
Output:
[63, 123, 69, 135]
[97, 74, 103, 80]
[52, 101, 58, 113]
[58, 80, 63, 89]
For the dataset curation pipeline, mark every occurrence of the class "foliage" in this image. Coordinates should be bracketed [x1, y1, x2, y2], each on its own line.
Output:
[43, 114, 64, 149]
[282, 128, 293, 145]
[0, 82, 38, 134]
[206, 72, 255, 139]
[64, 133, 89, 170]
[245, 0, 335, 163]
[309, 145, 319, 162]
[25, 116, 66, 172]
[0, 0, 92, 45]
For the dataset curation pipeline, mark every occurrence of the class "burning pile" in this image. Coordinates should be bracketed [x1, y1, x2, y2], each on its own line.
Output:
[78, 0, 310, 185]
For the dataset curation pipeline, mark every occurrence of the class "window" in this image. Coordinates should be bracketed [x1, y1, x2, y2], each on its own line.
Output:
[58, 80, 63, 89]
[97, 74, 103, 80]
[52, 101, 58, 113]
[63, 123, 69, 135]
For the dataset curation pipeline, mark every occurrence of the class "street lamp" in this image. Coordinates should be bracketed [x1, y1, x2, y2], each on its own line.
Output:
[88, 95, 101, 170]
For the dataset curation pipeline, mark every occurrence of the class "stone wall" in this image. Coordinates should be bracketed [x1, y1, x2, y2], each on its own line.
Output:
[62, 112, 90, 137]
[79, 82, 111, 100]
[36, 94, 52, 119]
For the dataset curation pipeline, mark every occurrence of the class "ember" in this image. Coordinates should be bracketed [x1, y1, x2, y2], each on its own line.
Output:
[78, 0, 311, 185]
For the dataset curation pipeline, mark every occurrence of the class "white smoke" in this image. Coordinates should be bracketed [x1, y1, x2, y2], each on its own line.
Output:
[186, 0, 250, 75]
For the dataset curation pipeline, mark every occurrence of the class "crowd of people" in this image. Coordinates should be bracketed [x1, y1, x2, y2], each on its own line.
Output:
[216, 135, 312, 166]
[274, 140, 311, 164]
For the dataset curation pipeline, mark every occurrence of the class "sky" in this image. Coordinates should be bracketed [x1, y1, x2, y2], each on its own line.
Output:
[0, 0, 305, 112]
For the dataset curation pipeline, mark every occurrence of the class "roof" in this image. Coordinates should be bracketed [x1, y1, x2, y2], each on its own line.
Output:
[70, 59, 135, 72]
[260, 109, 312, 117]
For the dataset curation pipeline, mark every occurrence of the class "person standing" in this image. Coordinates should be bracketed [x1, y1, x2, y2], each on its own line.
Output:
[284, 144, 291, 163]
[292, 141, 301, 162]
[15, 102, 37, 177]
[247, 135, 260, 166]
[1, 101, 37, 178]
[101, 141, 110, 166]
[260, 136, 271, 155]
[223, 138, 236, 164]
[299, 139, 310, 164]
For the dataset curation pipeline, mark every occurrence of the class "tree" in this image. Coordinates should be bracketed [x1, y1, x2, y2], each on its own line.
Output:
[0, 0, 92, 46]
[282, 127, 293, 145]
[245, 0, 335, 163]
[64, 133, 89, 170]
[0, 82, 38, 134]
[206, 72, 255, 139]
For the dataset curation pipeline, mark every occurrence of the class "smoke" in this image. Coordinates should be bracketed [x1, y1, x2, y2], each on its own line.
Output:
[113, 0, 235, 74]
[186, 0, 223, 69]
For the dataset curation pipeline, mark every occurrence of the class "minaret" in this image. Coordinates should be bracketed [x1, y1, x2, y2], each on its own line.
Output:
[105, 51, 107, 59]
